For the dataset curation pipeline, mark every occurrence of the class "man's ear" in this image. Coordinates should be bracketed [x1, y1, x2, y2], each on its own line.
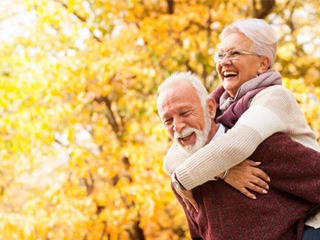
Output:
[207, 97, 217, 118]
[257, 56, 270, 74]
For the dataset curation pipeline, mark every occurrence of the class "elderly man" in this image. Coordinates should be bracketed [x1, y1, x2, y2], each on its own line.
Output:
[157, 72, 320, 239]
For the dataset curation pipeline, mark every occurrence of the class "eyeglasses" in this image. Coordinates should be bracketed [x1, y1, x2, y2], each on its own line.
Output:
[213, 49, 260, 63]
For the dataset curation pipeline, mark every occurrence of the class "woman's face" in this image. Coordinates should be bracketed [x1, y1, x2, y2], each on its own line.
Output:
[216, 33, 264, 97]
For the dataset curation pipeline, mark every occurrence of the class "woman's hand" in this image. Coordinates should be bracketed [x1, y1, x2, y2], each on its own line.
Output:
[224, 159, 270, 199]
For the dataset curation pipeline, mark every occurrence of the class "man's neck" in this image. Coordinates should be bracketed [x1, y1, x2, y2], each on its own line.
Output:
[205, 123, 219, 145]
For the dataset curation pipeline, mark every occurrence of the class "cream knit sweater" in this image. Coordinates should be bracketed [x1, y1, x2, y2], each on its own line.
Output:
[164, 85, 320, 227]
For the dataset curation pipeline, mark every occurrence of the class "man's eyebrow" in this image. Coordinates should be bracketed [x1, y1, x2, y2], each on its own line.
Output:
[162, 106, 191, 119]
[161, 113, 170, 120]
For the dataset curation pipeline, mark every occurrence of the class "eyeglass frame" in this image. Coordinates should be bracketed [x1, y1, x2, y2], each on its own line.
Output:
[213, 49, 261, 63]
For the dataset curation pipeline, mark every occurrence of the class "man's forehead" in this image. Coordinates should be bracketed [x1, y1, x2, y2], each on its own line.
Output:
[159, 88, 199, 118]
[160, 87, 197, 107]
[161, 82, 197, 99]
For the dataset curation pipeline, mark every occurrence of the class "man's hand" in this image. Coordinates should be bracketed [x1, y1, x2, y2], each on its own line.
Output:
[175, 189, 199, 212]
[224, 159, 270, 199]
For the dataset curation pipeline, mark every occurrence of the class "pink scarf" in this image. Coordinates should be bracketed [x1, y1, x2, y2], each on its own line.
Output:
[210, 69, 282, 128]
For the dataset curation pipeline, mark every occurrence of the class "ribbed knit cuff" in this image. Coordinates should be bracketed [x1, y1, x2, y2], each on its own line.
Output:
[175, 165, 195, 190]
[305, 212, 320, 228]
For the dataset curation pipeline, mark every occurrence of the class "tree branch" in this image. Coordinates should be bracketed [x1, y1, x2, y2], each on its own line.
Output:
[167, 0, 174, 14]
[252, 0, 276, 18]
[54, 0, 103, 42]
[94, 96, 119, 135]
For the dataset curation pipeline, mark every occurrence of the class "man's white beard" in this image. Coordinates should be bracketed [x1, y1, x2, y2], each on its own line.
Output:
[173, 111, 212, 155]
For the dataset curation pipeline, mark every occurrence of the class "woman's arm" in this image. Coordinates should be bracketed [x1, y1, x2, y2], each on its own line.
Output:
[163, 144, 189, 175]
[172, 86, 308, 190]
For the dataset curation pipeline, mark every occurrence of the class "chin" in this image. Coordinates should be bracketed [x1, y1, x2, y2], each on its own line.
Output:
[179, 142, 205, 155]
[175, 126, 209, 155]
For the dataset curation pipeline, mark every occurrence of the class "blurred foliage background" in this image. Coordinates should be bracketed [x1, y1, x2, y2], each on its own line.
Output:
[0, 0, 319, 239]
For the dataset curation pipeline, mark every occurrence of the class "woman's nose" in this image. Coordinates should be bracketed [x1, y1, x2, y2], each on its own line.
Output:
[220, 55, 232, 65]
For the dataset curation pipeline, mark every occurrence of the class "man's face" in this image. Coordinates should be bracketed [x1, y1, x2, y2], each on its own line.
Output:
[158, 83, 212, 154]
[216, 33, 263, 97]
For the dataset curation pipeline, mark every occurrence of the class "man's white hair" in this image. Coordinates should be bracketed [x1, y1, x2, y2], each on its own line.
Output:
[157, 72, 209, 116]
[221, 18, 278, 67]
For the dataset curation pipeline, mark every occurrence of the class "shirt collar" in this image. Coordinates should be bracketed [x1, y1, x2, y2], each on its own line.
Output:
[211, 123, 225, 142]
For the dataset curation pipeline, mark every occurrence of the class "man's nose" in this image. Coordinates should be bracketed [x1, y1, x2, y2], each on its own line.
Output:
[173, 118, 185, 133]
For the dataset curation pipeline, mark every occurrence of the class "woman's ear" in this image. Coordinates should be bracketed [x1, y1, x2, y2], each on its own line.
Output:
[257, 56, 270, 74]
[207, 98, 217, 118]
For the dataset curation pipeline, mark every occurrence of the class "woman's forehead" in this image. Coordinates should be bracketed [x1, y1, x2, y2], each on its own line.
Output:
[219, 33, 252, 51]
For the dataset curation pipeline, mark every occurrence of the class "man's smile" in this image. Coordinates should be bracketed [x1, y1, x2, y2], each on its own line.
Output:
[179, 132, 195, 146]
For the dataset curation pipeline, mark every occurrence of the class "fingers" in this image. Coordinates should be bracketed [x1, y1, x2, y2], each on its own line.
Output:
[241, 159, 271, 183]
[250, 174, 270, 189]
[243, 159, 261, 166]
[225, 160, 272, 200]
[239, 172, 269, 193]
[238, 187, 257, 200]
[245, 159, 271, 181]
[182, 198, 199, 212]
[180, 190, 199, 212]
[188, 198, 199, 212]
[253, 168, 271, 182]
[245, 181, 268, 194]
[183, 198, 191, 211]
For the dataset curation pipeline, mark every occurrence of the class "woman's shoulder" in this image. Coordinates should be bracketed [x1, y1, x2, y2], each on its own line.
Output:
[248, 85, 299, 112]
[253, 85, 295, 102]
[261, 85, 291, 93]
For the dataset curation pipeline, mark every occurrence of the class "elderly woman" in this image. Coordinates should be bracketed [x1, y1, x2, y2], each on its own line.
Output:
[164, 18, 320, 238]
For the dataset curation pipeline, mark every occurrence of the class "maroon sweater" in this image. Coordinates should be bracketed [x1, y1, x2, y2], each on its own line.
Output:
[173, 86, 320, 240]
[174, 133, 320, 239]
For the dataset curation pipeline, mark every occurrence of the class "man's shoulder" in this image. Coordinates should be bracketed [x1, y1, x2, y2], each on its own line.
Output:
[257, 132, 319, 157]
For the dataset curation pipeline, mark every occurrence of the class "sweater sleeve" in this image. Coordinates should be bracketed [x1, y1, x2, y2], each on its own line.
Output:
[163, 144, 189, 175]
[173, 86, 314, 190]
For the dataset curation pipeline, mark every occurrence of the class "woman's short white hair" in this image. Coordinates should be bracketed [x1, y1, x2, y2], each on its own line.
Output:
[221, 18, 278, 67]
[157, 72, 208, 114]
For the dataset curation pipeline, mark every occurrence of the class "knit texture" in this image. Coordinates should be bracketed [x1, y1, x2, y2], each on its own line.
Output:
[174, 133, 320, 240]
[166, 85, 320, 190]
[211, 85, 267, 129]
[164, 71, 320, 230]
